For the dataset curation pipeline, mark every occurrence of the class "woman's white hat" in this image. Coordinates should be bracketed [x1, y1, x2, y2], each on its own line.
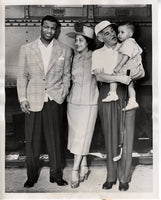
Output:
[95, 20, 114, 36]
[67, 25, 94, 39]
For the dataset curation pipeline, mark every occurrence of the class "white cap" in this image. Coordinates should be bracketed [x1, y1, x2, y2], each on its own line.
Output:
[95, 20, 114, 36]
[67, 26, 94, 39]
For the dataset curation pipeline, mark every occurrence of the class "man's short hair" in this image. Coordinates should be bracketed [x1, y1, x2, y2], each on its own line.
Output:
[41, 15, 60, 27]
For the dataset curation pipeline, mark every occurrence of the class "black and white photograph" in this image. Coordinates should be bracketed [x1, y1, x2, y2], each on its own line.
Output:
[0, 0, 159, 199]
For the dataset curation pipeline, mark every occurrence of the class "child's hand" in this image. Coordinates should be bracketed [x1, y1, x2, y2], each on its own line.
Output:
[93, 68, 104, 74]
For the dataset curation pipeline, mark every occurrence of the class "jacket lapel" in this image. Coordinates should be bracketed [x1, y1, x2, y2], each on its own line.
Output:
[32, 39, 45, 73]
[47, 40, 62, 73]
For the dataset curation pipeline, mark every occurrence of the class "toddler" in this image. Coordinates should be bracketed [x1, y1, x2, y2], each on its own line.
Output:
[102, 22, 144, 110]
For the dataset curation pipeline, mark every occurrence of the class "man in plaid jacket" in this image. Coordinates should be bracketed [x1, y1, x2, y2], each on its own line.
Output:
[17, 15, 72, 188]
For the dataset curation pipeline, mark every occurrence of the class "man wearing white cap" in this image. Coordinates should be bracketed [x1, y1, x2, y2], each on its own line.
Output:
[92, 21, 144, 191]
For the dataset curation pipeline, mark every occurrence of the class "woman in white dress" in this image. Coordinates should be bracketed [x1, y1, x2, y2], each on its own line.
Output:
[67, 23, 99, 188]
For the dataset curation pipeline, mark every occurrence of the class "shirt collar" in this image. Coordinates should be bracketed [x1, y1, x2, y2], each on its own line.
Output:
[102, 43, 120, 51]
[38, 37, 56, 48]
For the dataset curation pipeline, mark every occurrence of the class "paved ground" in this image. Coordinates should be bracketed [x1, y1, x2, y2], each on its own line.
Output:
[5, 165, 152, 194]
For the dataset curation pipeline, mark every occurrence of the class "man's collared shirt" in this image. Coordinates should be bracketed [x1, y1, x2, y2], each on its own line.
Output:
[92, 43, 120, 74]
[38, 38, 55, 102]
[38, 38, 54, 75]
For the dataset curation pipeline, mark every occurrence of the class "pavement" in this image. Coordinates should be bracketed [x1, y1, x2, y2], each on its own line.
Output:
[5, 164, 152, 194]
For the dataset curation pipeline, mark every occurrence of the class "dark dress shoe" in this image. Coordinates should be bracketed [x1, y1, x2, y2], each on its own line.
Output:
[102, 181, 116, 189]
[50, 177, 68, 186]
[24, 179, 35, 188]
[119, 182, 129, 191]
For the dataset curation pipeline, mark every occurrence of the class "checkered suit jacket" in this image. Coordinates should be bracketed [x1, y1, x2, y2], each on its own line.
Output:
[17, 38, 72, 112]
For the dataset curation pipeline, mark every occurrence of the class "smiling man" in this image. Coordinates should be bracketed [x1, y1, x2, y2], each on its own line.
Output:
[17, 15, 72, 188]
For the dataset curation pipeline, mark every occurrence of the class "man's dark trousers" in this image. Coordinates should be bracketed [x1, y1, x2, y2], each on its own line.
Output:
[98, 83, 135, 183]
[25, 100, 63, 182]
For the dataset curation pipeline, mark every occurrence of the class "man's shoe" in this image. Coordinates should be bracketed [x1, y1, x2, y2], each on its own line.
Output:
[119, 182, 129, 191]
[24, 179, 35, 188]
[50, 177, 68, 186]
[102, 181, 116, 189]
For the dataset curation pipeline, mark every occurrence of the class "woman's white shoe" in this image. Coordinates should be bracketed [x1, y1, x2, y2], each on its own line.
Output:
[71, 170, 80, 188]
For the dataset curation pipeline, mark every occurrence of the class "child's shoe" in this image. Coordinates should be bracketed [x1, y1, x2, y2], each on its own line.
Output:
[123, 99, 139, 111]
[102, 92, 119, 102]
